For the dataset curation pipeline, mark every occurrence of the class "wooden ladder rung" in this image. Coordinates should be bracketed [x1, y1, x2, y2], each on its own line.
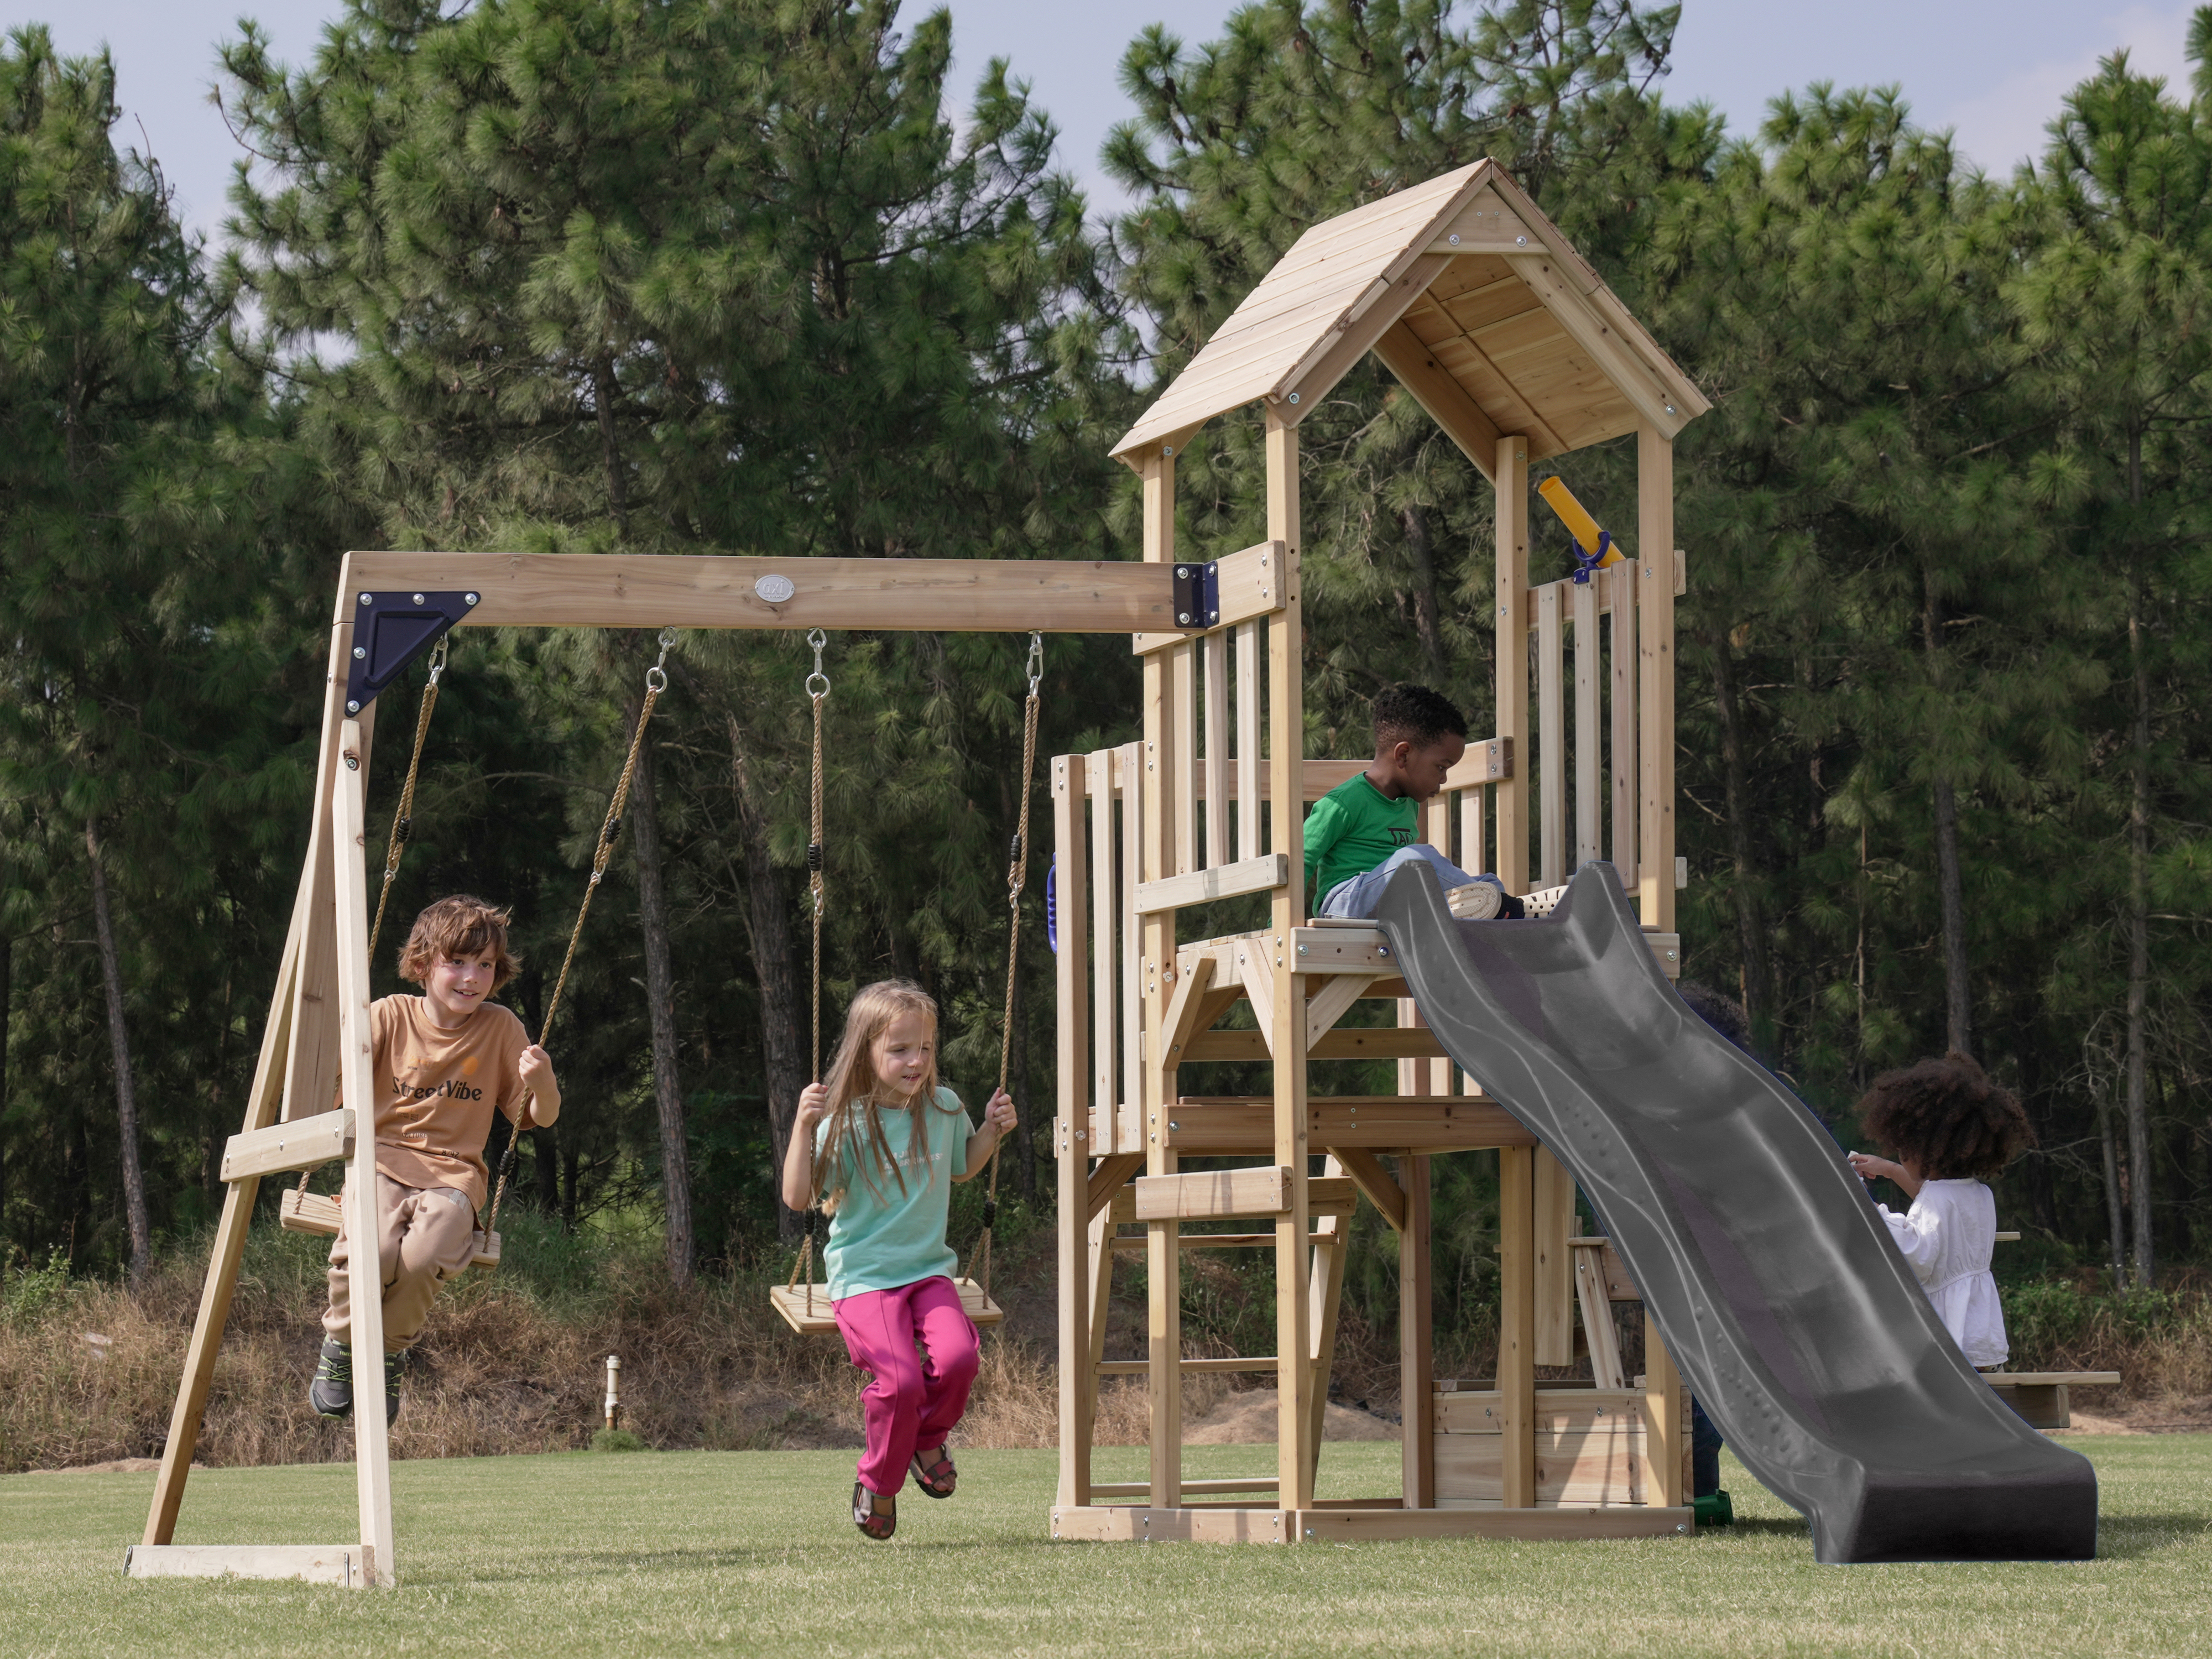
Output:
[1108, 1232, 1328, 1251]
[1096, 1355, 1279, 1375]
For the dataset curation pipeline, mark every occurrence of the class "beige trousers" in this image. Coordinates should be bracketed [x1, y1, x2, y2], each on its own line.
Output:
[322, 1174, 479, 1353]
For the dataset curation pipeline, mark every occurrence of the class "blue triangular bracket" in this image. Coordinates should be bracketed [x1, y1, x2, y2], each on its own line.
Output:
[342, 588, 482, 714]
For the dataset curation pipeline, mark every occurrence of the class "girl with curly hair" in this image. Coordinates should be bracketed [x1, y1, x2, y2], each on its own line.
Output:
[1848, 1052, 2034, 1369]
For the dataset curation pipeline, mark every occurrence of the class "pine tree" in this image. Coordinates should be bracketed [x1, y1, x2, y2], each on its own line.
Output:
[2010, 36, 2212, 1286]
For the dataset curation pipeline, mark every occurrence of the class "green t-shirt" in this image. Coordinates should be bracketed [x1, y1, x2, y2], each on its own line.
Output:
[1303, 772, 1418, 903]
[815, 1087, 974, 1299]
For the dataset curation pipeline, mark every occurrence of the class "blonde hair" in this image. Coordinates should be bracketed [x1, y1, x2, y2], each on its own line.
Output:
[399, 894, 519, 992]
[811, 979, 962, 1210]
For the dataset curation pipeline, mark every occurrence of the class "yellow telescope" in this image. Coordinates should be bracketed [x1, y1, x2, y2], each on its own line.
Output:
[1537, 476, 1627, 571]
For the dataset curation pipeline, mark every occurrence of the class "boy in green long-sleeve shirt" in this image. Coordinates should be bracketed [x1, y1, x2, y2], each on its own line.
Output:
[1306, 684, 1522, 921]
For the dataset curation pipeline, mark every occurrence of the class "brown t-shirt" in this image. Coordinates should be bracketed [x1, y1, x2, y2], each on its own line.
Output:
[364, 996, 532, 1208]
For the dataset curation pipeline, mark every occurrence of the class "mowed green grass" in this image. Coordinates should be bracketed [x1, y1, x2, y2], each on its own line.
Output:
[4, 1437, 2209, 1658]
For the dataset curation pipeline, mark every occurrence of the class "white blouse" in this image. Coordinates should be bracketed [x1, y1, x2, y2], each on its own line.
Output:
[1875, 1178, 2008, 1368]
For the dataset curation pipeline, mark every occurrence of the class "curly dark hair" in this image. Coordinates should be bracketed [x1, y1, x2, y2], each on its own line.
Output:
[1856, 1051, 2034, 1180]
[1373, 683, 1467, 750]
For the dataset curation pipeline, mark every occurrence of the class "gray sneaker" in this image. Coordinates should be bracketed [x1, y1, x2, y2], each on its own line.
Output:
[308, 1338, 399, 1425]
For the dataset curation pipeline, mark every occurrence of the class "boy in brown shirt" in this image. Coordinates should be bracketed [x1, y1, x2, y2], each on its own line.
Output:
[311, 895, 561, 1423]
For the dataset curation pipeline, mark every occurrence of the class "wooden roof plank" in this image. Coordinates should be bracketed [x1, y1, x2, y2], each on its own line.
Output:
[1373, 321, 1503, 481]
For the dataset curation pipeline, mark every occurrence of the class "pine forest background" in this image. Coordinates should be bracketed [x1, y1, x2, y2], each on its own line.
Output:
[9, 0, 2212, 1325]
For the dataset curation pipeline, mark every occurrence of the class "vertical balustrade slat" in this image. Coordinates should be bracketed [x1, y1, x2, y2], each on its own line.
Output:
[1170, 641, 1198, 876]
[1087, 750, 1117, 1149]
[1204, 634, 1229, 868]
[1118, 742, 1142, 1147]
[1574, 575, 1601, 872]
[1538, 581, 1565, 889]
[1610, 561, 1639, 884]
[1235, 621, 1261, 861]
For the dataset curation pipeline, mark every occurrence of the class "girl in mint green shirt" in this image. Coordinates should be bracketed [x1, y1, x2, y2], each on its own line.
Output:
[779, 979, 1016, 1541]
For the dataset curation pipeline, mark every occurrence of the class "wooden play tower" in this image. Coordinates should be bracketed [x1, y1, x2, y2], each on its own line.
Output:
[1049, 160, 1710, 1542]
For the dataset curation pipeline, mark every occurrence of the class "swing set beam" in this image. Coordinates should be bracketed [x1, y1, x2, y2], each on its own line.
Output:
[333, 549, 1229, 634]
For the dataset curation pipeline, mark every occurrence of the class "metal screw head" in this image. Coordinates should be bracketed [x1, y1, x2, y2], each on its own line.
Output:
[346, 698, 361, 713]
[352, 645, 366, 659]
[1515, 235, 1527, 245]
[343, 752, 359, 770]
[465, 592, 479, 604]
[1178, 612, 1191, 625]
[1207, 610, 1220, 623]
[1448, 232, 1460, 246]
[412, 592, 426, 604]
[1665, 404, 1677, 416]
[1162, 445, 1175, 457]
[1287, 391, 1300, 404]
[1176, 565, 1191, 578]
[358, 592, 373, 606]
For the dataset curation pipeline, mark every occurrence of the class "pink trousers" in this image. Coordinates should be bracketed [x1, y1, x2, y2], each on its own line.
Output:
[832, 1276, 979, 1499]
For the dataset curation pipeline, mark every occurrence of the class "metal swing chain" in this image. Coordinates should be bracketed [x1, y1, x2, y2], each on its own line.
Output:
[789, 629, 832, 1310]
[486, 628, 677, 1240]
[303, 638, 448, 1201]
[964, 632, 1044, 1301]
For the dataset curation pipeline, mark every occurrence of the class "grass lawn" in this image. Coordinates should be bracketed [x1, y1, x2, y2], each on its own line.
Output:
[4, 1436, 2209, 1657]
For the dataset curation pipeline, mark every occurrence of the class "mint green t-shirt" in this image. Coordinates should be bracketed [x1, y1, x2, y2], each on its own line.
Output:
[1303, 773, 1418, 903]
[816, 1087, 974, 1300]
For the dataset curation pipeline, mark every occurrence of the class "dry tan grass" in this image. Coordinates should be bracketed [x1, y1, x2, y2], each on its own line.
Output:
[9, 1230, 2197, 1472]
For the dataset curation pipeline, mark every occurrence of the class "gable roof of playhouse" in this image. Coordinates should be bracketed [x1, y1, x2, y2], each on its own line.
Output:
[1112, 159, 1708, 475]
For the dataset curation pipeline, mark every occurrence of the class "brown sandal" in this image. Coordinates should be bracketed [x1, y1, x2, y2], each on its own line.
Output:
[910, 1444, 957, 1500]
[852, 1481, 896, 1540]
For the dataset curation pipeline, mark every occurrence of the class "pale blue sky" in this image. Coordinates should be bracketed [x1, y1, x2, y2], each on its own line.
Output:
[14, 0, 2204, 246]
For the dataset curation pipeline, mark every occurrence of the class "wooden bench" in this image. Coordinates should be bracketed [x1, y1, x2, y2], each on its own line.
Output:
[1981, 1371, 2122, 1431]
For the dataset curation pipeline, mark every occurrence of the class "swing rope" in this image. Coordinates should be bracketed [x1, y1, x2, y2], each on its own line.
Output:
[302, 637, 448, 1201]
[484, 628, 677, 1241]
[787, 629, 832, 1315]
[963, 632, 1044, 1301]
[784, 632, 1040, 1314]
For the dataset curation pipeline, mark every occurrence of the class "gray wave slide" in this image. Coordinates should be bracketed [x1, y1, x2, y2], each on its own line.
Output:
[1373, 860, 2098, 1563]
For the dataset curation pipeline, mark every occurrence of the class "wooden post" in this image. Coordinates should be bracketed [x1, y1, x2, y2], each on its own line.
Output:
[1637, 425, 1675, 931]
[1533, 1149, 1576, 1367]
[1054, 754, 1090, 1507]
[332, 719, 395, 1585]
[1498, 1145, 1536, 1508]
[143, 906, 303, 1546]
[1494, 437, 1530, 895]
[1139, 446, 1181, 1510]
[147, 614, 361, 1548]
[1305, 1177, 1349, 1491]
[1644, 1316, 1686, 1509]
[1398, 1154, 1433, 1509]
[281, 592, 379, 1121]
[1265, 408, 1315, 1513]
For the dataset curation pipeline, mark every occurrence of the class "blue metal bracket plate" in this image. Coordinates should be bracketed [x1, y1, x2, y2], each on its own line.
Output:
[1170, 561, 1219, 629]
[343, 588, 481, 714]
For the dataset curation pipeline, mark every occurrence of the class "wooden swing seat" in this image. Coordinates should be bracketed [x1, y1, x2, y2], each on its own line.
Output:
[279, 1187, 502, 1270]
[769, 1275, 1002, 1336]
